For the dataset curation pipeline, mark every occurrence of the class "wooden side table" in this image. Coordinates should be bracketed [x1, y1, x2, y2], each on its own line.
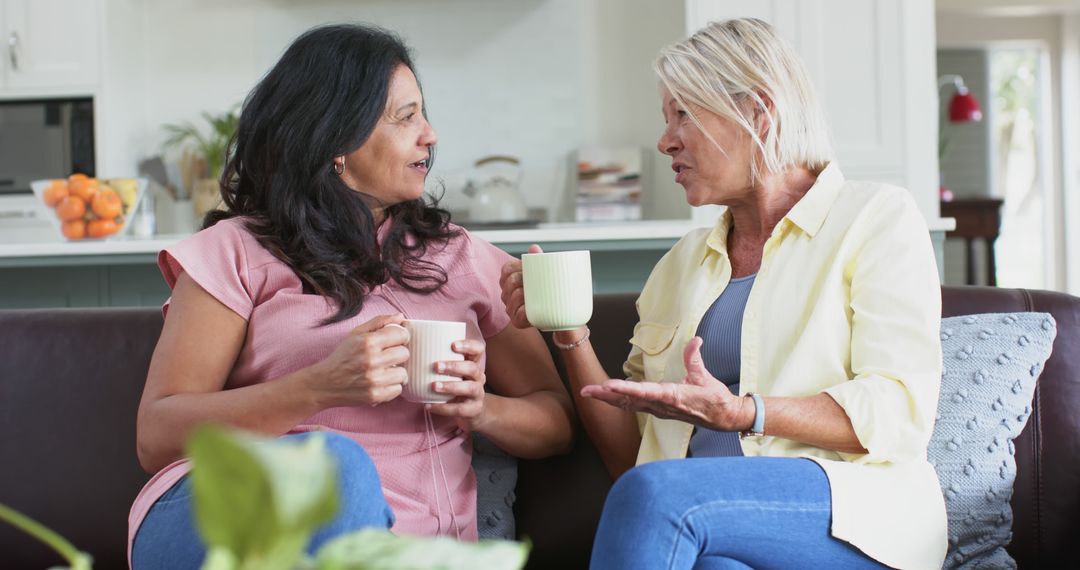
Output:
[939, 197, 1004, 286]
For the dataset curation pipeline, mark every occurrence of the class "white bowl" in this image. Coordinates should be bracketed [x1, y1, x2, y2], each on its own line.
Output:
[31, 177, 149, 241]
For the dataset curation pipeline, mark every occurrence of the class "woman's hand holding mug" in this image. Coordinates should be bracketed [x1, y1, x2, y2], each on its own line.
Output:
[427, 336, 489, 432]
[500, 244, 593, 333]
[500, 244, 543, 329]
[308, 313, 411, 408]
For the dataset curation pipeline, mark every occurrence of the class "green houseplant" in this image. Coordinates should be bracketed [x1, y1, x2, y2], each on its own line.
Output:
[1, 426, 529, 570]
[0, 503, 92, 570]
[163, 108, 239, 219]
[163, 109, 239, 182]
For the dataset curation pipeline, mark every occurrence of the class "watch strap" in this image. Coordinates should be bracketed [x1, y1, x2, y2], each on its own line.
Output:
[740, 392, 765, 438]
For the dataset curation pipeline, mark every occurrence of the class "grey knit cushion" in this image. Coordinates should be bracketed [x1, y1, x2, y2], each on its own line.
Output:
[930, 312, 1056, 569]
[472, 432, 517, 540]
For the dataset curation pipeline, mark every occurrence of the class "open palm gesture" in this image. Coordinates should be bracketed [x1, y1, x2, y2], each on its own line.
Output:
[580, 336, 751, 431]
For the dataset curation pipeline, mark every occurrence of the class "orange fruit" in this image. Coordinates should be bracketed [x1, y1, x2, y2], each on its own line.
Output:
[43, 181, 69, 208]
[55, 196, 87, 221]
[87, 217, 120, 238]
[69, 175, 99, 203]
[91, 188, 123, 218]
[61, 219, 87, 240]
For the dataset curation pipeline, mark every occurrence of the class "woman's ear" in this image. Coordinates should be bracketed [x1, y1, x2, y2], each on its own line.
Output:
[752, 91, 775, 140]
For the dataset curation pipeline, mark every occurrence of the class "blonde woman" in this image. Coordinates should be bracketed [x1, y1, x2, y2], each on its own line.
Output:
[500, 18, 946, 569]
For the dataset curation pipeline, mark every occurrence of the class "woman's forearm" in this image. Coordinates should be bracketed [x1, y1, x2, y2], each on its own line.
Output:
[474, 390, 574, 459]
[556, 328, 641, 479]
[752, 393, 867, 454]
[136, 367, 324, 473]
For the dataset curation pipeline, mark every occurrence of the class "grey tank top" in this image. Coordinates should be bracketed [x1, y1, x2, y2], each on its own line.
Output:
[686, 274, 755, 458]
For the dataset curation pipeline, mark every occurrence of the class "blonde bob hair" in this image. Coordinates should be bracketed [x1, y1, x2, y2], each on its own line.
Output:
[654, 18, 834, 182]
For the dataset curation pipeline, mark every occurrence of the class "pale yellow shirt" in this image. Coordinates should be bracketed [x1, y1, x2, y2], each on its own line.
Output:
[626, 164, 947, 570]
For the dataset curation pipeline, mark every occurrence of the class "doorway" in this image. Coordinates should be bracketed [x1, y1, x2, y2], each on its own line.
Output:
[990, 47, 1053, 289]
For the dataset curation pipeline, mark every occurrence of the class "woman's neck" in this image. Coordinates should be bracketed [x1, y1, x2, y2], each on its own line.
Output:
[726, 167, 818, 243]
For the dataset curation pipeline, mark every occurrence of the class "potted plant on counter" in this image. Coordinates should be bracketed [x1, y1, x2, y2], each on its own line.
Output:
[162, 108, 239, 221]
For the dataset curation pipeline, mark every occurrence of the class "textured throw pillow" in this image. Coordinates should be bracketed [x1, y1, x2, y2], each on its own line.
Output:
[929, 312, 1057, 569]
[472, 432, 517, 540]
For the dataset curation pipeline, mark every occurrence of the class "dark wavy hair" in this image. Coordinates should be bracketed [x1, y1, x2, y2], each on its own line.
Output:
[206, 24, 458, 325]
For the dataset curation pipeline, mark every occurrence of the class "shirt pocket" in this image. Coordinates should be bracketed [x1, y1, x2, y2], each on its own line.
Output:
[629, 322, 679, 381]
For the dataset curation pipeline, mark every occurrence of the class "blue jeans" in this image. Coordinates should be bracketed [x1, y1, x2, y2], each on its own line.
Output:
[590, 457, 890, 570]
[131, 432, 395, 569]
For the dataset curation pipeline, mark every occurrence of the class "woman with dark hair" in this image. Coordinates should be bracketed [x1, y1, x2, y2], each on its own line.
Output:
[128, 24, 573, 568]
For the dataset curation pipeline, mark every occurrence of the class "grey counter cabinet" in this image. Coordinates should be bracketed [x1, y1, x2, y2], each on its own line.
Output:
[0, 231, 948, 310]
[0, 242, 674, 309]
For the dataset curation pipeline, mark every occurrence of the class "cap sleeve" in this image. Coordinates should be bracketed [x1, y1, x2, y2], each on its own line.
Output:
[157, 219, 255, 319]
[466, 233, 514, 339]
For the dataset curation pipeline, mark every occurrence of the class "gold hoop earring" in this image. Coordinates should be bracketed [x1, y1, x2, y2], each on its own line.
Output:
[332, 159, 344, 175]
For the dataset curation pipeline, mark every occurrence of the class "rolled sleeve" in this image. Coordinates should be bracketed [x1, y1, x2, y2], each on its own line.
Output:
[157, 220, 255, 320]
[826, 190, 943, 464]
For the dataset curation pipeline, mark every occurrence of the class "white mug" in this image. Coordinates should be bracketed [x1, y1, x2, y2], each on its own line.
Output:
[394, 319, 467, 404]
[522, 250, 593, 331]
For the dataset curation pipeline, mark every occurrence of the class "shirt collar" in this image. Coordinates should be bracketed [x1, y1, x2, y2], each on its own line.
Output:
[704, 209, 733, 257]
[703, 162, 844, 257]
[783, 162, 844, 238]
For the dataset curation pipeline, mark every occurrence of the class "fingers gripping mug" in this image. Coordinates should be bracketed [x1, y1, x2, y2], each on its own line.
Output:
[390, 319, 467, 404]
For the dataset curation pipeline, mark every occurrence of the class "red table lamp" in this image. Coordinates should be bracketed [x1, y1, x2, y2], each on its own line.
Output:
[940, 74, 983, 123]
[938, 74, 984, 201]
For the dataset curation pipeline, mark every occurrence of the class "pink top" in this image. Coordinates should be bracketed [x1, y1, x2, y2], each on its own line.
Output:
[127, 217, 512, 558]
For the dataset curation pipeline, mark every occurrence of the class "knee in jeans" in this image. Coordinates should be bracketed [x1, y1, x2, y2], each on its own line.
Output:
[607, 461, 680, 516]
[320, 434, 377, 475]
[283, 432, 379, 481]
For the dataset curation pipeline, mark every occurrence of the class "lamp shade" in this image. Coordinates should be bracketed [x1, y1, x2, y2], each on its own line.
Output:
[948, 89, 983, 123]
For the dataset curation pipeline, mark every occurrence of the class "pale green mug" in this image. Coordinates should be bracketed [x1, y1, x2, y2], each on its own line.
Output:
[522, 250, 593, 331]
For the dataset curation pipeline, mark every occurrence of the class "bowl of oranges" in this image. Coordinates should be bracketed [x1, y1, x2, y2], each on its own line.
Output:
[32, 175, 148, 241]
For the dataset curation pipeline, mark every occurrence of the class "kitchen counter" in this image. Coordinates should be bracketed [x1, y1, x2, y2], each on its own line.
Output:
[0, 220, 712, 267]
[0, 218, 956, 267]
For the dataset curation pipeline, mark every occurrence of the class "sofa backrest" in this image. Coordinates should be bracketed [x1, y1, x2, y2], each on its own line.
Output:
[1, 286, 1077, 569]
[0, 308, 161, 569]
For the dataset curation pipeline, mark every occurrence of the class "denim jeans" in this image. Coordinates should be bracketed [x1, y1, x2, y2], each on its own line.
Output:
[131, 432, 395, 569]
[590, 457, 890, 570]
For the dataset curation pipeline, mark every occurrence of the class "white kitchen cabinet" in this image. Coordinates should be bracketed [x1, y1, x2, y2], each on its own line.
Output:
[1, 0, 100, 94]
[684, 0, 939, 223]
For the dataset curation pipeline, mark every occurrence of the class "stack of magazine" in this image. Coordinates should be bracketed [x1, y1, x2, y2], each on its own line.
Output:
[575, 147, 643, 223]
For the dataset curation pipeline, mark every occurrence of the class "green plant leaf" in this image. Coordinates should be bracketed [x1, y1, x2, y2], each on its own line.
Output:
[161, 107, 239, 178]
[314, 529, 530, 570]
[0, 502, 93, 569]
[188, 426, 339, 570]
[200, 547, 239, 570]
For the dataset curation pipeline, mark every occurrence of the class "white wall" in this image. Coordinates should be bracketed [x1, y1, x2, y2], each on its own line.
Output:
[95, 0, 686, 221]
[579, 0, 688, 220]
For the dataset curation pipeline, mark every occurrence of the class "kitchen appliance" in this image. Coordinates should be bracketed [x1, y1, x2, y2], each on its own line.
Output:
[462, 155, 529, 224]
[0, 98, 96, 196]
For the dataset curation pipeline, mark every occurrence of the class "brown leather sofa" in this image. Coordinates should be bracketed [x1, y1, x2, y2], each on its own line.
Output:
[1, 286, 1077, 569]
